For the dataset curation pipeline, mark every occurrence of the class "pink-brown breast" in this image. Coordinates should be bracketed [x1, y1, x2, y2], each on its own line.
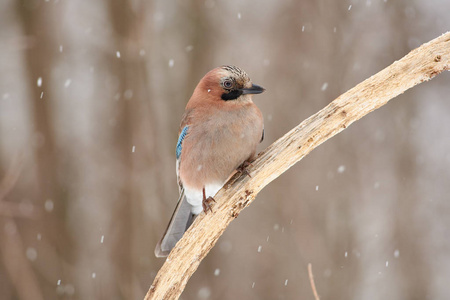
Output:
[179, 100, 263, 190]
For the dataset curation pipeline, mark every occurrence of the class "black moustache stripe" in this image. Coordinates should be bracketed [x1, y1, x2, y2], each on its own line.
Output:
[221, 90, 243, 101]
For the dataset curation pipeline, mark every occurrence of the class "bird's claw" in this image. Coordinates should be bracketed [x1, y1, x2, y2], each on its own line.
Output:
[202, 196, 216, 213]
[237, 160, 253, 178]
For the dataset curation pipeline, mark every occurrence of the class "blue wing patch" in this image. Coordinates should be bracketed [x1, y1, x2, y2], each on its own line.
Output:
[176, 126, 189, 159]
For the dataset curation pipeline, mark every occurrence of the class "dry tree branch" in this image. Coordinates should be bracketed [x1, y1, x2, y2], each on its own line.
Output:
[145, 32, 450, 300]
[308, 263, 320, 300]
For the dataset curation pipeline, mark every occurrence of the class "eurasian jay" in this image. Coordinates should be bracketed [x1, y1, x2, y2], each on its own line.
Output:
[155, 65, 265, 257]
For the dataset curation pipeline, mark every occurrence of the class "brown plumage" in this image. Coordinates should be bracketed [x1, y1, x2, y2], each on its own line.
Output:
[155, 66, 265, 257]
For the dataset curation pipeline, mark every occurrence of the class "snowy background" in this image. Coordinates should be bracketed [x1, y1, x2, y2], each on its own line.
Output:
[0, 0, 449, 299]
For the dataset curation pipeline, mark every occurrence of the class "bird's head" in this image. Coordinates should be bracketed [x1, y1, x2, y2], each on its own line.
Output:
[191, 65, 265, 105]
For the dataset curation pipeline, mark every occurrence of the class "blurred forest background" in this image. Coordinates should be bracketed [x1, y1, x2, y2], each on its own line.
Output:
[0, 0, 449, 299]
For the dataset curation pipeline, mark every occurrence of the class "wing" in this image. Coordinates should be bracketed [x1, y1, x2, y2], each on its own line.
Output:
[176, 126, 189, 160]
[176, 110, 193, 191]
[176, 125, 189, 192]
[260, 127, 264, 143]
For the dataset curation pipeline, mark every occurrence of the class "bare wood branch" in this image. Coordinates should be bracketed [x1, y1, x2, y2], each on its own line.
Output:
[145, 32, 450, 300]
[308, 263, 320, 300]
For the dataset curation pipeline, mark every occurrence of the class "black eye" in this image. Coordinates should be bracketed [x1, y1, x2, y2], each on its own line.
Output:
[223, 80, 233, 89]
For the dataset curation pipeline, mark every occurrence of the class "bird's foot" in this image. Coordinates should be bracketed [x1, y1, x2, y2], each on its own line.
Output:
[202, 196, 216, 213]
[226, 160, 254, 188]
[202, 186, 216, 213]
[237, 160, 253, 178]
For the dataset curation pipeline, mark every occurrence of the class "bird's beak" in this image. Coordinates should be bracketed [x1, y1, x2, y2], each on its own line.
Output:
[241, 84, 265, 95]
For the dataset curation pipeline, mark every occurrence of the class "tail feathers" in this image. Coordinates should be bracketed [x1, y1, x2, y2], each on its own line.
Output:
[155, 190, 195, 257]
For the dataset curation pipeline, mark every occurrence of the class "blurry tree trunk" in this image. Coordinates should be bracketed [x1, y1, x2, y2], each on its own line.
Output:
[269, 2, 360, 298]
[145, 32, 450, 300]
[0, 218, 44, 300]
[184, 0, 215, 96]
[17, 0, 70, 248]
[0, 155, 43, 300]
[389, 2, 431, 299]
[107, 0, 152, 298]
[11, 0, 73, 296]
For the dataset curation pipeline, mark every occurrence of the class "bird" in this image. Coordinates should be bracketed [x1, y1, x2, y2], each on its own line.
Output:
[155, 65, 265, 257]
